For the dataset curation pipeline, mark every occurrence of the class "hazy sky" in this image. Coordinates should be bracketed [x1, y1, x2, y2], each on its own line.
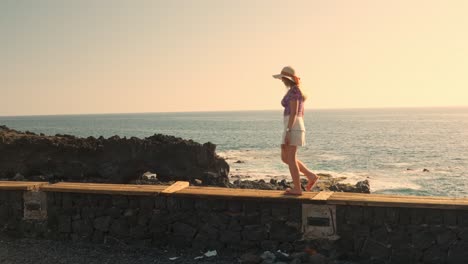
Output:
[1, 0, 468, 116]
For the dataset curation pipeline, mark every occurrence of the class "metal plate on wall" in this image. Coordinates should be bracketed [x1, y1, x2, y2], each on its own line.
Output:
[302, 204, 339, 240]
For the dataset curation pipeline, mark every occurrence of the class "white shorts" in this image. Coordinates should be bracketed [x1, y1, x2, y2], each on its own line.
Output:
[282, 116, 306, 147]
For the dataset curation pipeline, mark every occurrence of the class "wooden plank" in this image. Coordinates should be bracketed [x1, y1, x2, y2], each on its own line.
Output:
[35, 181, 468, 209]
[175, 187, 320, 201]
[330, 192, 468, 202]
[0, 181, 48, 191]
[312, 191, 334, 201]
[41, 182, 166, 196]
[161, 181, 190, 194]
[327, 192, 468, 209]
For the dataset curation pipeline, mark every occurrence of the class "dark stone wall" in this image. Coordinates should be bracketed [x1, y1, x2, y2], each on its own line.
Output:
[0, 191, 23, 235]
[336, 205, 468, 264]
[44, 192, 304, 254]
[3, 189, 468, 264]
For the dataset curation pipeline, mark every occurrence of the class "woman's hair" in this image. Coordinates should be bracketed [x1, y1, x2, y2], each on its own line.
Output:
[282, 77, 308, 101]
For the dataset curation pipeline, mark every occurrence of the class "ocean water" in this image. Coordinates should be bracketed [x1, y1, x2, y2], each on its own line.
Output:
[1, 107, 467, 197]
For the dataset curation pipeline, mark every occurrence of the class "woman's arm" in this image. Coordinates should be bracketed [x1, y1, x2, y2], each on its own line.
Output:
[287, 99, 299, 130]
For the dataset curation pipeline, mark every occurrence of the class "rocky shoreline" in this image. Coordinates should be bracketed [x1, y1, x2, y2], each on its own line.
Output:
[0, 125, 369, 193]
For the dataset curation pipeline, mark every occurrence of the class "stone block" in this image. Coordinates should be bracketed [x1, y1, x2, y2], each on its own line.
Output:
[81, 207, 96, 220]
[154, 196, 167, 209]
[436, 229, 457, 249]
[126, 215, 139, 226]
[423, 245, 446, 264]
[410, 208, 425, 225]
[168, 234, 192, 248]
[139, 197, 155, 211]
[227, 200, 242, 213]
[261, 213, 274, 225]
[447, 241, 468, 264]
[347, 207, 363, 224]
[261, 240, 279, 252]
[270, 221, 301, 242]
[137, 213, 151, 226]
[227, 218, 242, 232]
[385, 208, 399, 224]
[130, 225, 151, 239]
[373, 207, 386, 225]
[172, 222, 196, 239]
[240, 252, 263, 264]
[166, 197, 180, 211]
[72, 219, 93, 235]
[0, 204, 11, 222]
[242, 225, 267, 241]
[457, 228, 468, 241]
[239, 240, 259, 251]
[180, 198, 195, 211]
[123, 208, 137, 217]
[46, 206, 59, 229]
[412, 231, 435, 250]
[371, 226, 389, 244]
[110, 218, 129, 237]
[220, 230, 241, 243]
[388, 229, 410, 246]
[62, 194, 72, 209]
[271, 206, 289, 221]
[112, 195, 128, 208]
[390, 247, 421, 264]
[457, 211, 468, 226]
[399, 208, 411, 225]
[426, 209, 443, 225]
[207, 212, 230, 227]
[58, 215, 71, 233]
[289, 204, 302, 222]
[94, 216, 111, 232]
[199, 223, 219, 238]
[92, 230, 104, 243]
[336, 206, 346, 225]
[194, 199, 210, 211]
[278, 242, 294, 253]
[97, 195, 112, 208]
[443, 210, 457, 226]
[209, 199, 226, 212]
[106, 206, 121, 219]
[360, 238, 390, 260]
[240, 214, 261, 225]
[128, 197, 139, 208]
[243, 202, 259, 216]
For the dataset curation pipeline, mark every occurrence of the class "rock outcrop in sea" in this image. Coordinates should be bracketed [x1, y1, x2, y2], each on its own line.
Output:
[0, 125, 229, 186]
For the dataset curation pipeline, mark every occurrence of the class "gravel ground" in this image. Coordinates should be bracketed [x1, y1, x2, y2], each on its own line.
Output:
[0, 237, 239, 264]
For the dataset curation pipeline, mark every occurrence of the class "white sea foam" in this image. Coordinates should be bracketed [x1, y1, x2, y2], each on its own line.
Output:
[368, 175, 422, 192]
[314, 153, 347, 161]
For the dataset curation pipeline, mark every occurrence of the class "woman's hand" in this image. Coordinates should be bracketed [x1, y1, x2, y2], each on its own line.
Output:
[285, 131, 291, 145]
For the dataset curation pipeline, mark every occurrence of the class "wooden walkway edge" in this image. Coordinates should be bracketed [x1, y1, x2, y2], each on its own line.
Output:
[2, 181, 468, 210]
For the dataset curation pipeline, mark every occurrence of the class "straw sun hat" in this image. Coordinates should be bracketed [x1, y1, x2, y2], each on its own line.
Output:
[272, 66, 300, 84]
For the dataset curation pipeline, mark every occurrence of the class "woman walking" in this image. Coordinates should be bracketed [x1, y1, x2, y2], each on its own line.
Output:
[273, 66, 319, 195]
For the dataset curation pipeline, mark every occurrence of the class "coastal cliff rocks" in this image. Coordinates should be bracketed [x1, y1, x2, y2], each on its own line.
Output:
[0, 125, 229, 186]
[230, 174, 371, 194]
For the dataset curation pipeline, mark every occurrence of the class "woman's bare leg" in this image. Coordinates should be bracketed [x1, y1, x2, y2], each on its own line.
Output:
[297, 160, 318, 181]
[282, 150, 317, 181]
[285, 145, 302, 194]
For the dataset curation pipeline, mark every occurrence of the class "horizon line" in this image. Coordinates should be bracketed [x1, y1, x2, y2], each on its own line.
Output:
[1, 105, 468, 118]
